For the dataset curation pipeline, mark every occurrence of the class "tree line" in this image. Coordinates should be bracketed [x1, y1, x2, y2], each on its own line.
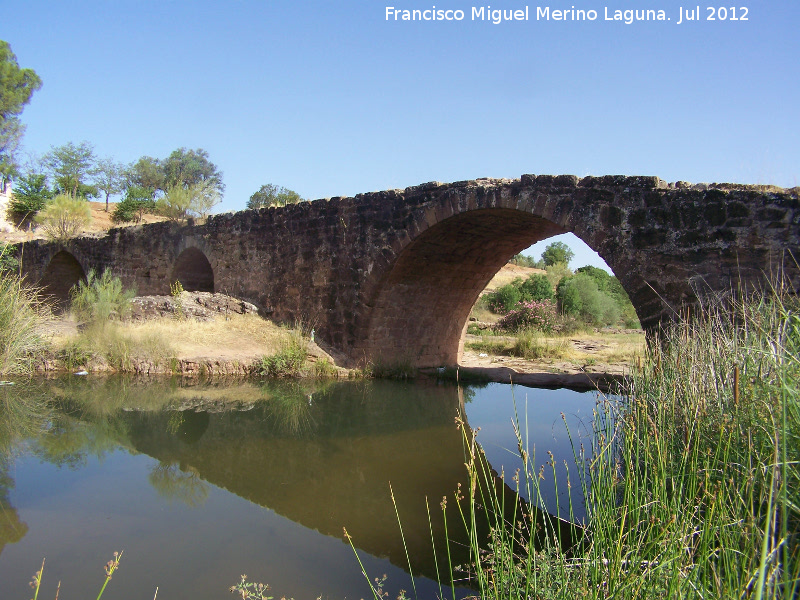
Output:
[487, 241, 640, 329]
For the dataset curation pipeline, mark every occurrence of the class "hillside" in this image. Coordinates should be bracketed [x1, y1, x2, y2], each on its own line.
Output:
[0, 201, 168, 244]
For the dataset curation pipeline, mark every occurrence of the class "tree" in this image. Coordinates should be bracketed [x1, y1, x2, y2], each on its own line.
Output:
[156, 181, 220, 221]
[247, 183, 303, 209]
[43, 141, 98, 198]
[519, 274, 554, 302]
[95, 157, 125, 211]
[162, 148, 224, 193]
[112, 187, 156, 224]
[126, 156, 165, 195]
[0, 41, 42, 180]
[35, 193, 92, 241]
[7, 172, 52, 224]
[541, 241, 575, 267]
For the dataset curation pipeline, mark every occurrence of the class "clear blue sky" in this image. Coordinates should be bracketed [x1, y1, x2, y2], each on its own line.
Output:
[5, 1, 799, 271]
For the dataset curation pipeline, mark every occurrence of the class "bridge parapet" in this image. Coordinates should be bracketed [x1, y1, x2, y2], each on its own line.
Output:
[17, 175, 799, 367]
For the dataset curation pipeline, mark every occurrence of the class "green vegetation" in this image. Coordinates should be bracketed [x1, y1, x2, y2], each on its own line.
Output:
[483, 244, 638, 331]
[156, 180, 220, 220]
[247, 183, 304, 209]
[449, 288, 800, 598]
[27, 552, 123, 600]
[43, 141, 99, 198]
[34, 193, 93, 241]
[111, 186, 156, 223]
[70, 269, 135, 325]
[7, 172, 51, 224]
[0, 40, 42, 180]
[541, 240, 574, 267]
[0, 261, 44, 377]
[257, 326, 334, 378]
[508, 253, 544, 269]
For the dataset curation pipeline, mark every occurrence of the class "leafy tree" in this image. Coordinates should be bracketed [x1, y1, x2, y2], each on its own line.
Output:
[35, 193, 92, 241]
[162, 148, 224, 193]
[519, 274, 554, 302]
[7, 172, 52, 223]
[126, 156, 165, 195]
[0, 41, 42, 180]
[557, 273, 621, 326]
[156, 181, 220, 221]
[541, 241, 575, 267]
[95, 157, 125, 211]
[43, 141, 98, 198]
[508, 253, 542, 268]
[112, 187, 156, 224]
[248, 183, 303, 209]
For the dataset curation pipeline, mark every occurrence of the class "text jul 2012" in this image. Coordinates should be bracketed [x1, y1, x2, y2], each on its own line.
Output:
[385, 6, 751, 25]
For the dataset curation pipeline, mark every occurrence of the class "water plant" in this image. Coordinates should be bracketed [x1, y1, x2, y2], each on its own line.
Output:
[449, 284, 799, 598]
[27, 551, 123, 600]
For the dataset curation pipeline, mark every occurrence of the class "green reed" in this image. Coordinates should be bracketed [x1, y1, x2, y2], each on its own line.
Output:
[438, 283, 798, 599]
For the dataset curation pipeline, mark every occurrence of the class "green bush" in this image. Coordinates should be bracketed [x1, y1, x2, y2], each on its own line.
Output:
[7, 172, 52, 224]
[34, 193, 92, 241]
[70, 269, 135, 325]
[487, 283, 521, 313]
[112, 187, 156, 223]
[258, 332, 308, 377]
[557, 273, 620, 326]
[519, 273, 553, 302]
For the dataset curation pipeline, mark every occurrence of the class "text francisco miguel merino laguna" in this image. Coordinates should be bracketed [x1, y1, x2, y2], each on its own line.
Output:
[385, 6, 749, 25]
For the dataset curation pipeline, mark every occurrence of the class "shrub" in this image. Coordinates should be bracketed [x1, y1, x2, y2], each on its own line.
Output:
[518, 273, 553, 302]
[0, 242, 19, 273]
[497, 299, 558, 332]
[557, 273, 620, 326]
[34, 193, 92, 241]
[112, 187, 156, 223]
[70, 269, 135, 325]
[487, 283, 521, 313]
[156, 181, 220, 221]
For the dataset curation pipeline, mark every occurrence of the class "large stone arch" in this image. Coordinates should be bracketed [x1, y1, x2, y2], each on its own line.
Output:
[171, 247, 214, 292]
[39, 250, 87, 311]
[353, 200, 657, 367]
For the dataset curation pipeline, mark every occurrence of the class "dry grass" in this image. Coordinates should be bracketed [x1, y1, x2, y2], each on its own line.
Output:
[123, 313, 290, 360]
[465, 329, 645, 366]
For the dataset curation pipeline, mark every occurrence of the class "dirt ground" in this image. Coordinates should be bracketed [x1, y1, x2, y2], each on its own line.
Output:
[1, 201, 168, 244]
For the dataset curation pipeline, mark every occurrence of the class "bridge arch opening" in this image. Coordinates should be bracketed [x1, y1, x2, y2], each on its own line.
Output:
[357, 208, 651, 368]
[40, 250, 87, 311]
[172, 248, 214, 292]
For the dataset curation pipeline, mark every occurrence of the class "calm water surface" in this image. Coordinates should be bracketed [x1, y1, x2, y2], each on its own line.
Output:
[0, 377, 602, 599]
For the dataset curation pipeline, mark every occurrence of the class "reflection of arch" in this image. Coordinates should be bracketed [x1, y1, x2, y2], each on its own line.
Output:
[171, 248, 214, 292]
[40, 250, 87, 311]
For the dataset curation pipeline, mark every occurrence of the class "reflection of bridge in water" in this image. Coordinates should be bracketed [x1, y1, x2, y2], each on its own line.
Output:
[38, 378, 577, 582]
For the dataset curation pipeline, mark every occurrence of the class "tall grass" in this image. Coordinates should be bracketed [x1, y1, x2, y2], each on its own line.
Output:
[438, 286, 799, 599]
[0, 268, 46, 378]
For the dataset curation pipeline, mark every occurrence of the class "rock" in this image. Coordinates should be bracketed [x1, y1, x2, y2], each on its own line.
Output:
[129, 292, 259, 322]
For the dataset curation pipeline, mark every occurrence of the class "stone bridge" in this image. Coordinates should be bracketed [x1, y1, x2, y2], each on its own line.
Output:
[18, 175, 800, 367]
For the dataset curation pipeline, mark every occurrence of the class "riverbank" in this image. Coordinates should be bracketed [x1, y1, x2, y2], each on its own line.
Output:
[29, 291, 641, 388]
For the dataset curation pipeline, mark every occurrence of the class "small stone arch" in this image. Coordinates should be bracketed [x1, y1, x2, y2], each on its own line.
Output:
[40, 250, 87, 311]
[172, 247, 214, 292]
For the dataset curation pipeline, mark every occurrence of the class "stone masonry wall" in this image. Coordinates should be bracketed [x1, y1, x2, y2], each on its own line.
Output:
[18, 175, 799, 367]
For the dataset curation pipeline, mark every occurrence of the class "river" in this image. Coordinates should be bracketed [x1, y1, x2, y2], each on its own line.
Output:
[0, 377, 604, 599]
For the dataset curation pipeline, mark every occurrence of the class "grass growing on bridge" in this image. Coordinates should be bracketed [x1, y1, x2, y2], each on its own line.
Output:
[428, 286, 799, 599]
